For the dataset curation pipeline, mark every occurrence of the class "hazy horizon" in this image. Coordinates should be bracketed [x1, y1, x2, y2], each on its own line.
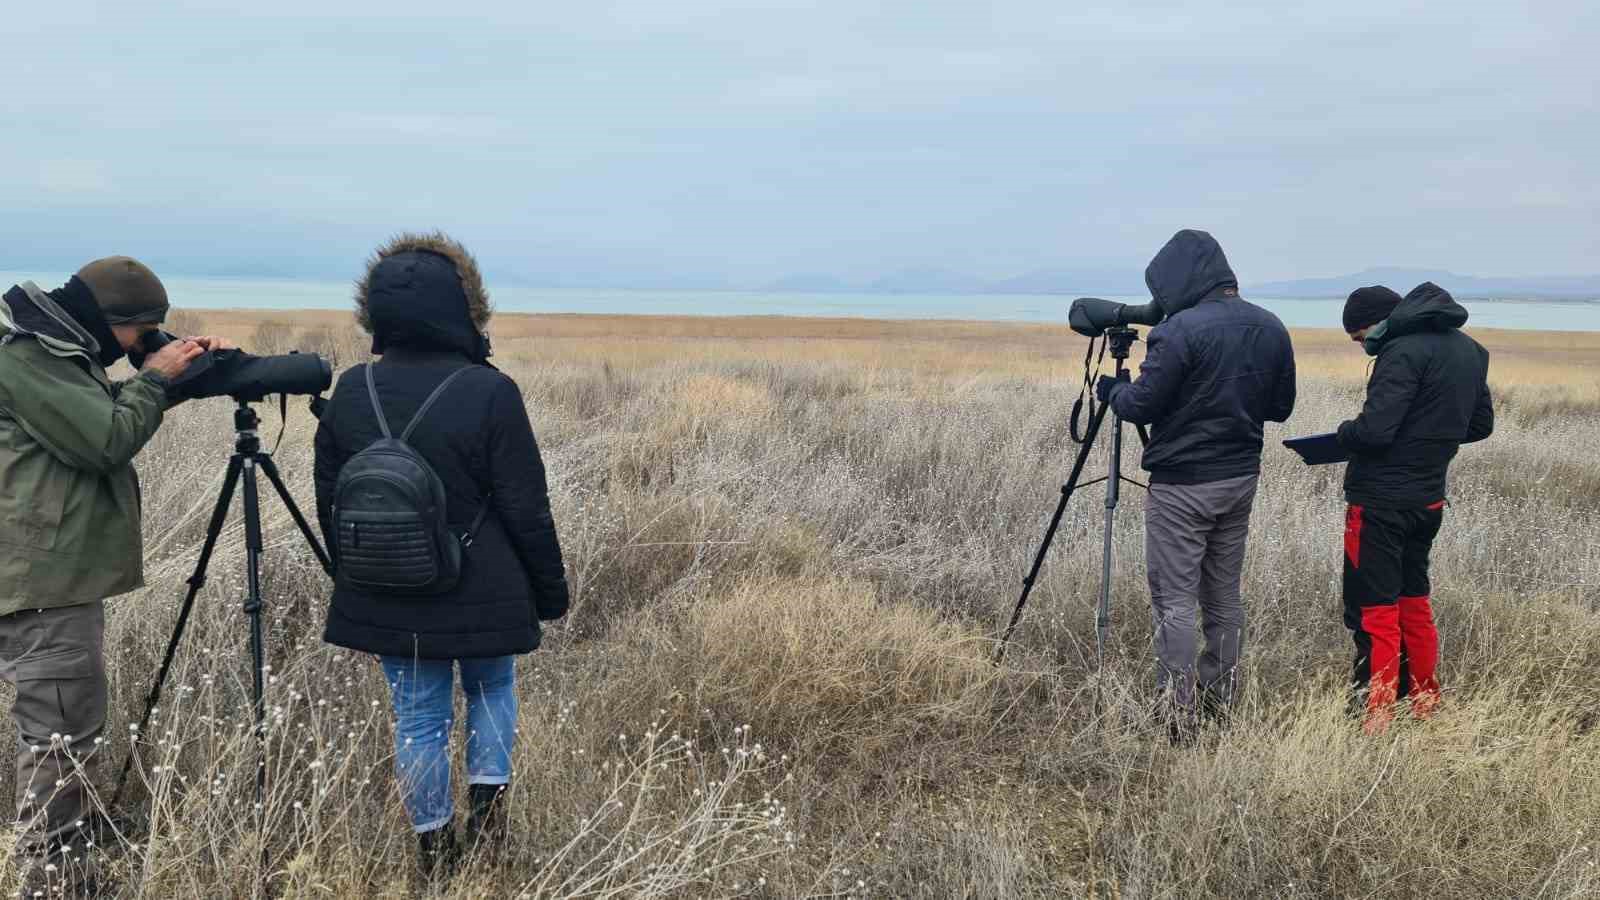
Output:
[6, 270, 1599, 335]
[6, 2, 1596, 288]
[9, 262, 1600, 304]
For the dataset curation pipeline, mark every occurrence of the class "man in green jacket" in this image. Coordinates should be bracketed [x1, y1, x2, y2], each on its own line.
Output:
[0, 258, 223, 894]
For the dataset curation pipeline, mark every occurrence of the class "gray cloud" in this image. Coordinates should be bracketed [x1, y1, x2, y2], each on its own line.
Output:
[4, 0, 1596, 284]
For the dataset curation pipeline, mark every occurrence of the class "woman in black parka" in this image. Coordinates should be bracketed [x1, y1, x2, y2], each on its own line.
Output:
[313, 232, 568, 873]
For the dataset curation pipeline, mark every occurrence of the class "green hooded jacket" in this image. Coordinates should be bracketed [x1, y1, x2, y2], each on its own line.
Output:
[0, 282, 171, 615]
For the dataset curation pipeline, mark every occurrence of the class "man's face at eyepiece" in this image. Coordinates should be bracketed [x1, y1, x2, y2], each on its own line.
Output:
[110, 323, 162, 353]
[1348, 327, 1371, 344]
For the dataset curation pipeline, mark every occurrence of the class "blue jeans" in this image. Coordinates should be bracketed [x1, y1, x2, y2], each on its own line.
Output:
[379, 655, 519, 834]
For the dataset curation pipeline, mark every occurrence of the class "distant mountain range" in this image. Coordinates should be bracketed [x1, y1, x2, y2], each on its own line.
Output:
[763, 266, 1600, 300]
[12, 244, 1597, 301]
[765, 266, 1150, 296]
[1248, 268, 1600, 299]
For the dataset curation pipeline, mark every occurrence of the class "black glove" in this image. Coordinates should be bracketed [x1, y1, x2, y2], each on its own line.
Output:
[1096, 371, 1130, 405]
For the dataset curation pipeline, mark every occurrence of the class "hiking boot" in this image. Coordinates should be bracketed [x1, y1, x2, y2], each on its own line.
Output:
[1199, 688, 1233, 731]
[1409, 689, 1441, 721]
[16, 821, 114, 899]
[417, 822, 461, 881]
[1362, 705, 1395, 737]
[465, 783, 509, 853]
[16, 853, 102, 900]
[1150, 695, 1200, 747]
[1168, 715, 1200, 748]
[84, 809, 141, 852]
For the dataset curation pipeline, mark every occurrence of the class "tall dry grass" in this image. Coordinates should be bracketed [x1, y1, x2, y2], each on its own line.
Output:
[4, 311, 1598, 898]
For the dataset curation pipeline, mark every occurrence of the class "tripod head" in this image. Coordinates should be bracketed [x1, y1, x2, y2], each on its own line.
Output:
[1106, 326, 1140, 362]
[233, 401, 263, 455]
[233, 401, 261, 432]
[232, 393, 319, 457]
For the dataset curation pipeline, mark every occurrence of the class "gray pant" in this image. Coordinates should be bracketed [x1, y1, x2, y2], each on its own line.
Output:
[0, 601, 107, 887]
[1145, 474, 1258, 714]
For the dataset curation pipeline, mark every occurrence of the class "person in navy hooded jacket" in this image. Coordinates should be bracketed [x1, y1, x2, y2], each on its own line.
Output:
[1098, 230, 1296, 742]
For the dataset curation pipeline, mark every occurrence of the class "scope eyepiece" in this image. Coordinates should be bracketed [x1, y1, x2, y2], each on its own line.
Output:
[138, 329, 173, 355]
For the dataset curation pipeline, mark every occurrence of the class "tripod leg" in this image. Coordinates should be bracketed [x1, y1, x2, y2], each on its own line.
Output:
[112, 455, 243, 810]
[995, 397, 1113, 664]
[257, 454, 334, 576]
[1096, 353, 1142, 673]
[241, 458, 268, 809]
[1097, 414, 1126, 672]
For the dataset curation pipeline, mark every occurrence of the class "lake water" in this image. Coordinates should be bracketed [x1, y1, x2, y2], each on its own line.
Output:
[5, 272, 1599, 332]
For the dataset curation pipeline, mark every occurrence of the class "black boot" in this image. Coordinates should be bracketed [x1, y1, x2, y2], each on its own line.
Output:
[1168, 716, 1200, 748]
[418, 822, 460, 880]
[1164, 703, 1200, 748]
[1199, 686, 1233, 731]
[1151, 694, 1199, 747]
[18, 845, 105, 900]
[465, 783, 509, 852]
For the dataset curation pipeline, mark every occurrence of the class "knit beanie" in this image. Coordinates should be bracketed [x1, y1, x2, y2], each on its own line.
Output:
[1342, 285, 1403, 333]
[75, 256, 170, 326]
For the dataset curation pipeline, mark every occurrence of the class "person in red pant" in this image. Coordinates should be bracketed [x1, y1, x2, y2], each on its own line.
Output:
[1337, 283, 1493, 733]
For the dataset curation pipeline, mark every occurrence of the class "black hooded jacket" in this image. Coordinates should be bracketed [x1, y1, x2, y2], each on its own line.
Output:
[1107, 230, 1297, 484]
[1337, 283, 1493, 509]
[314, 238, 569, 659]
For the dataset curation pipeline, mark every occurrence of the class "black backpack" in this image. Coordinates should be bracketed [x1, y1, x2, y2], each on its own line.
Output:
[332, 364, 489, 596]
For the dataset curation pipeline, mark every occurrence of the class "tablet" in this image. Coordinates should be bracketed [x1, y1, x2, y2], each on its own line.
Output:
[1283, 432, 1350, 466]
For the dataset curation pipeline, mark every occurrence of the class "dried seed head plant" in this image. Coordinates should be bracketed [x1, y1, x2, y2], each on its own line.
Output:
[5, 312, 1597, 898]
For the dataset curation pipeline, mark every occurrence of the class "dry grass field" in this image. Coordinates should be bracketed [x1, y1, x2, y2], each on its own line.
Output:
[5, 308, 1599, 898]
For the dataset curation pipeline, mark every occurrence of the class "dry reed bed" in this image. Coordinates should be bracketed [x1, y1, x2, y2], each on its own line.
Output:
[2, 312, 1597, 898]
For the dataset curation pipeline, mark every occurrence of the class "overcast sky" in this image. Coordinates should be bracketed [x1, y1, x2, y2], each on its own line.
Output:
[4, 0, 1596, 285]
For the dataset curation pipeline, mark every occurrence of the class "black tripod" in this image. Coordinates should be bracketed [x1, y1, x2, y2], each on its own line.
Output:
[996, 326, 1148, 666]
[112, 400, 333, 810]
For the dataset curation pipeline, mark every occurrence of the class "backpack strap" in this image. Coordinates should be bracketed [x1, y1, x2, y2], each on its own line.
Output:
[401, 366, 477, 442]
[370, 363, 493, 547]
[461, 499, 492, 549]
[364, 363, 392, 439]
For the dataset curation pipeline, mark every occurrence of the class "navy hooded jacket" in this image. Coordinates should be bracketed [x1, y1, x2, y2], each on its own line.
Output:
[1107, 230, 1297, 484]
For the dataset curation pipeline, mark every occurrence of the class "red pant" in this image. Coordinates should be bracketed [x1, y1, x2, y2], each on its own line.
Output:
[1343, 503, 1444, 723]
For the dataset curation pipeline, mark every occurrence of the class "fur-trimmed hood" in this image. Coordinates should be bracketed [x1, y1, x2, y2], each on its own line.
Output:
[356, 232, 491, 330]
[355, 232, 493, 361]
